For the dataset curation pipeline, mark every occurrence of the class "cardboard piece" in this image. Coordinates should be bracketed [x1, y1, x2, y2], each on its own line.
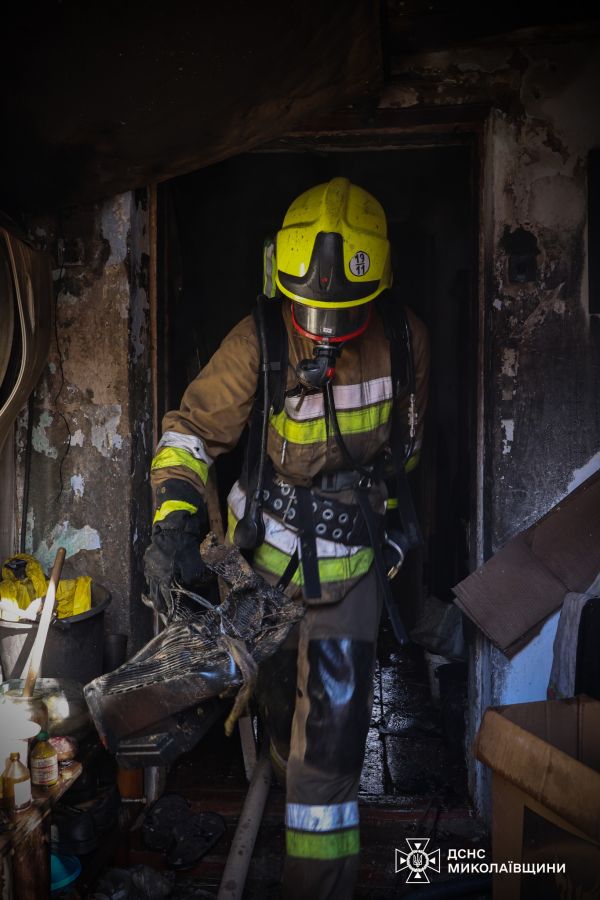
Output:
[453, 470, 600, 656]
[475, 696, 600, 900]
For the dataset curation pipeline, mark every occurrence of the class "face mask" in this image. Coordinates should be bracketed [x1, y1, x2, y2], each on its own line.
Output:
[292, 303, 372, 389]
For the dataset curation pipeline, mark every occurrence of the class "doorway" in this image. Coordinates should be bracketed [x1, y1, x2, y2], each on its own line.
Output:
[157, 139, 478, 804]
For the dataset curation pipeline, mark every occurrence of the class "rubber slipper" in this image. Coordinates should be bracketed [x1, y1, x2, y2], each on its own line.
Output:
[166, 811, 226, 869]
[142, 792, 192, 851]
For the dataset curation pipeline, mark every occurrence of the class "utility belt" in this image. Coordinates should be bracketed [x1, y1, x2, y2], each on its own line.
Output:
[262, 469, 380, 548]
[257, 466, 408, 612]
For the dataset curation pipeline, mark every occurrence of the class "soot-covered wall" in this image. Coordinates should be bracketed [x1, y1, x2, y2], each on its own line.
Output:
[15, 193, 153, 650]
[381, 25, 600, 813]
[383, 31, 600, 546]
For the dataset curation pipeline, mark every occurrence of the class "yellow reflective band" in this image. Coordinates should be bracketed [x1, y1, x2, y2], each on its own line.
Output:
[153, 500, 198, 525]
[270, 400, 392, 445]
[256, 541, 373, 585]
[405, 451, 420, 473]
[151, 447, 209, 484]
[286, 828, 360, 860]
[386, 498, 398, 510]
[226, 509, 373, 585]
[277, 283, 380, 309]
[226, 507, 237, 544]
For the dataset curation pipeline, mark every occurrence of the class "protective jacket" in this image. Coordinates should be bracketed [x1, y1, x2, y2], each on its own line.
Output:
[150, 300, 429, 604]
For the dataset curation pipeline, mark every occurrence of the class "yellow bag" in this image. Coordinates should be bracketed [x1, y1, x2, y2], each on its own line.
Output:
[0, 554, 46, 609]
[56, 577, 92, 618]
[0, 554, 92, 620]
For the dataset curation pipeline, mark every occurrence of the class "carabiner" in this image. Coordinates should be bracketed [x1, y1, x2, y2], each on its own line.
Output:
[384, 532, 405, 580]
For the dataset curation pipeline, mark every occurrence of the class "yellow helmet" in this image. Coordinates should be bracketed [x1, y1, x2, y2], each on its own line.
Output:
[275, 177, 391, 309]
[275, 178, 391, 341]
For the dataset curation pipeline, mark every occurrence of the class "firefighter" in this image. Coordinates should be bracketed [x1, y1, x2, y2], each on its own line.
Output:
[144, 177, 429, 899]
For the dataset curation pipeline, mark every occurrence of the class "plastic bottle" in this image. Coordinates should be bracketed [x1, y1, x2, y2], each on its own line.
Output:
[30, 731, 59, 787]
[3, 752, 32, 812]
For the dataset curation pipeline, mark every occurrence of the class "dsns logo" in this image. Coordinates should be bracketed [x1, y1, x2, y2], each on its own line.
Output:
[395, 838, 441, 884]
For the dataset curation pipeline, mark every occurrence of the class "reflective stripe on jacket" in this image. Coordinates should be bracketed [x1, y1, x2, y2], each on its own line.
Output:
[150, 301, 429, 601]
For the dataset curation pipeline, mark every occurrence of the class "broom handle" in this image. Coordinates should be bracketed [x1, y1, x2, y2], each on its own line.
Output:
[22, 547, 66, 698]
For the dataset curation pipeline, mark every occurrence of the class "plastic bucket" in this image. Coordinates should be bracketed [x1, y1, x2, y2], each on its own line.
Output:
[51, 853, 81, 893]
[0, 583, 111, 685]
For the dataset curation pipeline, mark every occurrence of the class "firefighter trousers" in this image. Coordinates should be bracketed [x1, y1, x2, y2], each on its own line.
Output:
[257, 566, 382, 900]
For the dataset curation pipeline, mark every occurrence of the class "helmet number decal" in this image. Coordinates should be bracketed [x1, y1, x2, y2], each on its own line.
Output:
[349, 251, 370, 277]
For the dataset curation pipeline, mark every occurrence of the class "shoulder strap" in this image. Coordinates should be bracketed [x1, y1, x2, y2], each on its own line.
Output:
[377, 289, 413, 403]
[235, 296, 279, 549]
[238, 298, 287, 532]
[254, 299, 288, 415]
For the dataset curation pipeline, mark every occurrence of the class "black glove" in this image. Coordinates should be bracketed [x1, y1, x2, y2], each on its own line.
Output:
[143, 481, 210, 621]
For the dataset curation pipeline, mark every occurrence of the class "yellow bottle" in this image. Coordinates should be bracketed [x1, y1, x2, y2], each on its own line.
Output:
[3, 752, 32, 812]
[30, 730, 59, 787]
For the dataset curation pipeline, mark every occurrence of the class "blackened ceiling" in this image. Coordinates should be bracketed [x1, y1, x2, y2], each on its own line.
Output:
[384, 0, 599, 55]
[0, 1, 381, 212]
[1, 0, 598, 213]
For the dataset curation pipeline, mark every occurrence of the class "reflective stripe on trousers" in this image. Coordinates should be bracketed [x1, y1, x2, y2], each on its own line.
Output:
[256, 567, 382, 900]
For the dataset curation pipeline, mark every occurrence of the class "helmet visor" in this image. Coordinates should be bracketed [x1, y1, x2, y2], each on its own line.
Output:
[292, 301, 371, 342]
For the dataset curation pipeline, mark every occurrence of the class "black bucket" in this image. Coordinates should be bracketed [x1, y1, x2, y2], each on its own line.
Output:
[0, 583, 111, 685]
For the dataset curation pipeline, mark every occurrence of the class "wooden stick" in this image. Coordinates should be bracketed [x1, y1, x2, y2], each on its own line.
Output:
[22, 547, 66, 698]
[205, 466, 228, 602]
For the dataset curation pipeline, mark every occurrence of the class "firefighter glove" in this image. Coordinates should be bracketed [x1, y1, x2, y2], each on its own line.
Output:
[143, 505, 210, 621]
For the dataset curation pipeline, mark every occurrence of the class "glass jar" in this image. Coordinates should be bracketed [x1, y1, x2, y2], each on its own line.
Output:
[0, 685, 49, 733]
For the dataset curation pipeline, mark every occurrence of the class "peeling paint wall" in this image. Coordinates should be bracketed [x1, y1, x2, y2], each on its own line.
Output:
[16, 192, 153, 651]
[486, 101, 599, 549]
[383, 26, 600, 816]
[478, 56, 600, 747]
[384, 30, 600, 544]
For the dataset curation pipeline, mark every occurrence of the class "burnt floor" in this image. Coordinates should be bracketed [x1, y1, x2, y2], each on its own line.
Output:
[115, 627, 490, 898]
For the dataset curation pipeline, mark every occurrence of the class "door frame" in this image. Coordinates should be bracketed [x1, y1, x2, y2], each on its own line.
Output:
[151, 105, 494, 813]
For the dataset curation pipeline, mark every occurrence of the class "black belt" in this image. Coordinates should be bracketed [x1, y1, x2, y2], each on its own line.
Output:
[261, 474, 377, 547]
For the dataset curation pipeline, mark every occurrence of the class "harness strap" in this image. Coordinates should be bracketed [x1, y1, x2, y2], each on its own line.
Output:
[296, 486, 321, 600]
[378, 292, 423, 550]
[235, 298, 288, 551]
[262, 300, 288, 414]
[390, 416, 423, 549]
[325, 375, 409, 644]
[276, 549, 299, 592]
[353, 487, 409, 645]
